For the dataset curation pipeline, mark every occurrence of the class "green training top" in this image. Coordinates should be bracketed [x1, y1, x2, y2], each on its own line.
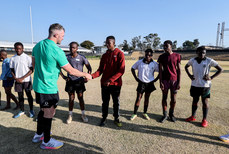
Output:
[32, 39, 69, 94]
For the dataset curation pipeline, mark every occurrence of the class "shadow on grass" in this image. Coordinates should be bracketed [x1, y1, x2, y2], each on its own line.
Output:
[1, 100, 228, 149]
[0, 124, 103, 154]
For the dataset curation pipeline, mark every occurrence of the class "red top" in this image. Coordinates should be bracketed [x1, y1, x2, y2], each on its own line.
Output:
[157, 52, 181, 81]
[92, 48, 125, 86]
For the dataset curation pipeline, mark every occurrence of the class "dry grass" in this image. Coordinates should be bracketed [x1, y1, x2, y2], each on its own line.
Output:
[0, 54, 229, 153]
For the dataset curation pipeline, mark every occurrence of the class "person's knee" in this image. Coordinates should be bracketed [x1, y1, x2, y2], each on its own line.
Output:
[43, 107, 56, 118]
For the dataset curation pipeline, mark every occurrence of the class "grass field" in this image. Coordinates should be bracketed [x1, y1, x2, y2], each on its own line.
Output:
[0, 55, 229, 154]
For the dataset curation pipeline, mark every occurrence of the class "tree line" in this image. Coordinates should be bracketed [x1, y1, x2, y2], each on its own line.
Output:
[78, 34, 200, 51]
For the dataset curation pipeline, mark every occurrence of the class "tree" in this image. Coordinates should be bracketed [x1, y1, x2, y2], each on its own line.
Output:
[143, 33, 161, 49]
[172, 40, 177, 49]
[182, 39, 199, 50]
[122, 40, 129, 51]
[80, 40, 94, 49]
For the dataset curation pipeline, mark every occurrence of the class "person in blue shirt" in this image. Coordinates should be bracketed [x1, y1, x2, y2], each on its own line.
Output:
[0, 50, 19, 110]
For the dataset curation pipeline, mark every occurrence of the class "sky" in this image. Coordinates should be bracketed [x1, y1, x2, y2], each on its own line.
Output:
[0, 0, 229, 48]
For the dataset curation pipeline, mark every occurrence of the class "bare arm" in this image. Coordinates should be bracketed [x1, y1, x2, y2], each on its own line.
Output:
[159, 63, 164, 90]
[131, 68, 141, 83]
[176, 62, 181, 90]
[62, 63, 92, 80]
[203, 65, 223, 80]
[85, 63, 92, 74]
[185, 64, 195, 80]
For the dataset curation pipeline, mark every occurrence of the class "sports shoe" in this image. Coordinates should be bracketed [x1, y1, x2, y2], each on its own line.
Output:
[81, 114, 88, 123]
[29, 110, 35, 118]
[169, 114, 176, 122]
[114, 119, 122, 127]
[40, 138, 64, 149]
[219, 134, 229, 143]
[185, 116, 196, 122]
[142, 113, 150, 120]
[130, 114, 137, 121]
[159, 115, 168, 123]
[66, 114, 72, 124]
[201, 119, 208, 127]
[99, 118, 106, 127]
[32, 133, 44, 143]
[13, 111, 25, 118]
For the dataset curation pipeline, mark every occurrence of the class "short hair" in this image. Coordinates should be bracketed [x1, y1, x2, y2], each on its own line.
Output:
[196, 46, 206, 53]
[69, 41, 79, 47]
[48, 23, 65, 36]
[164, 40, 172, 46]
[106, 36, 115, 41]
[145, 49, 153, 54]
[14, 42, 24, 48]
[0, 49, 6, 53]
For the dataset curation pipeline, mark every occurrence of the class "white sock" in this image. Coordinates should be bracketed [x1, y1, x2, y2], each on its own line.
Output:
[81, 110, 85, 115]
[69, 111, 73, 115]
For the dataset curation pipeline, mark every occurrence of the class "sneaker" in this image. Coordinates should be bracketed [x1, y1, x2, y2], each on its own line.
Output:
[142, 113, 150, 120]
[130, 114, 137, 121]
[201, 119, 208, 127]
[40, 138, 64, 149]
[114, 119, 122, 127]
[169, 115, 176, 122]
[99, 118, 106, 127]
[13, 111, 25, 118]
[159, 115, 168, 123]
[81, 114, 88, 123]
[185, 116, 196, 122]
[66, 114, 72, 124]
[32, 133, 44, 143]
[219, 134, 229, 143]
[29, 110, 35, 118]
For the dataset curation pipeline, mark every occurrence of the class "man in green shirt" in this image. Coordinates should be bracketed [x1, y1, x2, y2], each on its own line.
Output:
[31, 23, 92, 150]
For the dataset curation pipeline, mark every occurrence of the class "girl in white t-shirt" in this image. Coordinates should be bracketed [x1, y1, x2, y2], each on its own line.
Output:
[130, 49, 159, 121]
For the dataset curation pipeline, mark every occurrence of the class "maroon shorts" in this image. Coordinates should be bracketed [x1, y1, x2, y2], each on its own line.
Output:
[162, 80, 178, 94]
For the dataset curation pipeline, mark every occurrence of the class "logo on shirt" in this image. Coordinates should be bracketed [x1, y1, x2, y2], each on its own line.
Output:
[114, 55, 117, 58]
[203, 64, 206, 68]
[43, 101, 49, 106]
[75, 59, 80, 61]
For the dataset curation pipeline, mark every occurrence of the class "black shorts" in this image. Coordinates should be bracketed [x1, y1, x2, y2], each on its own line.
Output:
[35, 92, 59, 108]
[65, 79, 86, 93]
[190, 86, 210, 98]
[2, 80, 14, 87]
[15, 82, 32, 92]
[136, 81, 156, 94]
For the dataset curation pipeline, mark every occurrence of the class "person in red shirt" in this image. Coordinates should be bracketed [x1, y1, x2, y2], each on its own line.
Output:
[157, 40, 181, 123]
[91, 36, 125, 127]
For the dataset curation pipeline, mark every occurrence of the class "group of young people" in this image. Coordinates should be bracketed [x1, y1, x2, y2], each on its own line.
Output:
[0, 23, 228, 150]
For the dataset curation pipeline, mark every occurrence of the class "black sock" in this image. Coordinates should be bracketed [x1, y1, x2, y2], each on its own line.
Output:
[203, 107, 208, 120]
[43, 117, 52, 143]
[144, 105, 148, 114]
[37, 110, 44, 135]
[169, 108, 174, 117]
[134, 105, 139, 114]
[192, 105, 198, 117]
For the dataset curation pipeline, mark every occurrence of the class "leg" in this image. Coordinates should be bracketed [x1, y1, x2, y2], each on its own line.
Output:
[18, 92, 24, 112]
[77, 92, 85, 111]
[101, 86, 110, 120]
[68, 92, 75, 112]
[25, 90, 34, 111]
[169, 91, 177, 116]
[133, 92, 143, 114]
[143, 92, 151, 113]
[4, 87, 12, 108]
[77, 92, 88, 122]
[111, 86, 121, 120]
[202, 97, 209, 120]
[192, 97, 199, 117]
[160, 90, 169, 122]
[43, 106, 56, 143]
